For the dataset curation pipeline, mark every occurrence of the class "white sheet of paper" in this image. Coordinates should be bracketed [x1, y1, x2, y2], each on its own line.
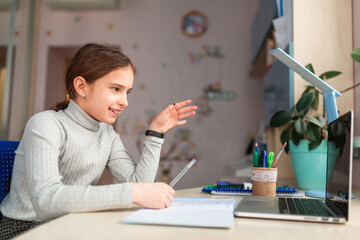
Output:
[122, 197, 235, 228]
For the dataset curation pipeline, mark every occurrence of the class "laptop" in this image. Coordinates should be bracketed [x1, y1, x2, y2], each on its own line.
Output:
[234, 110, 354, 223]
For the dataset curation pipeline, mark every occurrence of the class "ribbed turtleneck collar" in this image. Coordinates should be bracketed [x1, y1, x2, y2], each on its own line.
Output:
[64, 100, 100, 131]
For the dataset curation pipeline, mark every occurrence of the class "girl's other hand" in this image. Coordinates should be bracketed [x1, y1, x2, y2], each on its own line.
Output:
[148, 99, 197, 134]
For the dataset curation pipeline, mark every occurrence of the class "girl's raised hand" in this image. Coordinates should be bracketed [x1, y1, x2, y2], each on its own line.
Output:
[148, 99, 197, 134]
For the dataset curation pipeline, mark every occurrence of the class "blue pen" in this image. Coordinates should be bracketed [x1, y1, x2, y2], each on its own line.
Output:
[262, 150, 267, 167]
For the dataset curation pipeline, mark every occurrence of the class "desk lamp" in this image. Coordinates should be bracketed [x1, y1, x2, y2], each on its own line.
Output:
[270, 48, 341, 198]
[270, 48, 341, 124]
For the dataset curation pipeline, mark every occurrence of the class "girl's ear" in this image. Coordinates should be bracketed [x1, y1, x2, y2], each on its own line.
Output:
[73, 76, 87, 97]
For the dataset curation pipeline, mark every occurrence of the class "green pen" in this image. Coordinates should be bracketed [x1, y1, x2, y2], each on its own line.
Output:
[267, 152, 274, 168]
[253, 151, 259, 167]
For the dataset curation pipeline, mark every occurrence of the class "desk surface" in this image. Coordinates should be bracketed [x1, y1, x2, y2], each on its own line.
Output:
[15, 186, 360, 240]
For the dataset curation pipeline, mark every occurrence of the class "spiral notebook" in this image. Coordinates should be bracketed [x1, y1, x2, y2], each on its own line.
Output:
[202, 183, 305, 197]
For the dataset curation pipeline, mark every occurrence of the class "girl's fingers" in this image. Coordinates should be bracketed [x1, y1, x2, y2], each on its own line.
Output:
[174, 99, 192, 109]
[178, 111, 196, 120]
[177, 106, 197, 114]
[176, 120, 187, 125]
[168, 187, 175, 195]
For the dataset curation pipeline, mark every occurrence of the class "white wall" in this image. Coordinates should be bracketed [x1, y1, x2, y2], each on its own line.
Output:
[1, 0, 32, 139]
[354, 0, 360, 137]
[28, 0, 261, 189]
[352, 0, 360, 186]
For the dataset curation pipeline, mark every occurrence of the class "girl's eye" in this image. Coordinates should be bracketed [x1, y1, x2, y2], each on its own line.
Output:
[112, 87, 120, 92]
[126, 91, 131, 95]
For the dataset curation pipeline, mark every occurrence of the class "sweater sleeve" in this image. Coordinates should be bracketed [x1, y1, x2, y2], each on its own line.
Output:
[106, 129, 164, 183]
[23, 114, 133, 221]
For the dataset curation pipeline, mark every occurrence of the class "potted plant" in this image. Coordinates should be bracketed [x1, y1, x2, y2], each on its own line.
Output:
[269, 63, 344, 190]
[271, 47, 360, 147]
[269, 47, 360, 191]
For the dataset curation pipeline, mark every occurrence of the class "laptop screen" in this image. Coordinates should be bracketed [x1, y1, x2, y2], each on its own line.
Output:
[326, 111, 353, 218]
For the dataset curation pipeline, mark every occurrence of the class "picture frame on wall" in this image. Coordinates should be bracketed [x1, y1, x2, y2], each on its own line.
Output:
[181, 10, 208, 38]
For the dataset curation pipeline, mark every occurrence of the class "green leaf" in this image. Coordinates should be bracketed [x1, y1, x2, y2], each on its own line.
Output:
[351, 48, 360, 63]
[301, 86, 319, 110]
[302, 86, 315, 95]
[294, 119, 307, 135]
[318, 71, 342, 81]
[307, 123, 321, 142]
[290, 105, 297, 114]
[311, 90, 319, 110]
[296, 92, 315, 116]
[305, 116, 321, 127]
[270, 110, 292, 127]
[291, 127, 302, 145]
[309, 139, 322, 150]
[281, 126, 290, 143]
[281, 126, 291, 154]
[305, 63, 315, 74]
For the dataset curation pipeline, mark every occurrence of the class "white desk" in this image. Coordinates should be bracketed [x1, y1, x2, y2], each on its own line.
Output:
[14, 186, 360, 240]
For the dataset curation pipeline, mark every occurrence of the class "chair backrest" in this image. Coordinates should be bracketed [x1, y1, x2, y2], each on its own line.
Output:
[0, 140, 20, 205]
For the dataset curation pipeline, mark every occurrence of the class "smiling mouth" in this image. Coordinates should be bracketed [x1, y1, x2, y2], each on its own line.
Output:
[109, 107, 121, 114]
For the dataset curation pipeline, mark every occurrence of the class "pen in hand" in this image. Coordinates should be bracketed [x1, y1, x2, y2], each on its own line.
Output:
[169, 159, 196, 187]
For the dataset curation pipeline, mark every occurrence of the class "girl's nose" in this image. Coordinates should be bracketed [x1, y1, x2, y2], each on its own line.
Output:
[119, 94, 128, 108]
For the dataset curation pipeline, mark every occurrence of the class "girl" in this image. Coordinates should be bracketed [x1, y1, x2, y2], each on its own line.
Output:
[0, 43, 197, 238]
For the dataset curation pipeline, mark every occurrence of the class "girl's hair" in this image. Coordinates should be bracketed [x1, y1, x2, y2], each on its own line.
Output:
[51, 43, 135, 111]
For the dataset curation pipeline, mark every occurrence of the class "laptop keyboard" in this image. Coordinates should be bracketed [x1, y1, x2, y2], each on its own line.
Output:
[279, 198, 337, 217]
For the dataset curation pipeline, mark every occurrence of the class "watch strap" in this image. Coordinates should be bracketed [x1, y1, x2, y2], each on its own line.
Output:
[145, 130, 164, 139]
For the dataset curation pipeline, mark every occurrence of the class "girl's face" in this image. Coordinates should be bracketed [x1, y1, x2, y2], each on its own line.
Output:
[82, 66, 134, 124]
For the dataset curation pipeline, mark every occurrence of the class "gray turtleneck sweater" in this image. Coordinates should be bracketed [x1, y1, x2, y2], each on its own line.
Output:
[0, 100, 164, 221]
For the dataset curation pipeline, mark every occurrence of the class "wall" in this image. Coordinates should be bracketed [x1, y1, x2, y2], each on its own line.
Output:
[352, 0, 360, 186]
[26, 0, 261, 189]
[293, 0, 356, 186]
[293, 0, 354, 114]
[0, 0, 33, 139]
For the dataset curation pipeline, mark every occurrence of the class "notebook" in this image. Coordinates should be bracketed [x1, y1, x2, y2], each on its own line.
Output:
[234, 111, 354, 223]
[202, 181, 305, 197]
[211, 187, 305, 197]
[122, 197, 235, 228]
[202, 184, 305, 197]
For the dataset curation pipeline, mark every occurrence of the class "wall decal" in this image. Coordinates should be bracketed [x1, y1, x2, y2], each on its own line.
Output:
[107, 23, 114, 30]
[181, 10, 208, 38]
[161, 63, 167, 69]
[139, 83, 146, 90]
[195, 93, 213, 118]
[190, 44, 236, 109]
[132, 43, 139, 50]
[189, 44, 225, 63]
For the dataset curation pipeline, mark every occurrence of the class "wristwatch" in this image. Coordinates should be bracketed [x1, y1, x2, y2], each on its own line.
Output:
[145, 130, 164, 139]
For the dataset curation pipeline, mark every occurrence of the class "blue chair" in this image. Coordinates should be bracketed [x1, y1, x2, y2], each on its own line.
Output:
[0, 140, 20, 216]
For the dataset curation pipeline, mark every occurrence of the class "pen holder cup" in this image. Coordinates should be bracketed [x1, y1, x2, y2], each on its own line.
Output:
[251, 167, 277, 197]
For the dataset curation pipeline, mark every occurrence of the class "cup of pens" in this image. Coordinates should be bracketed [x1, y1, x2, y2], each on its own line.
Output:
[251, 143, 286, 197]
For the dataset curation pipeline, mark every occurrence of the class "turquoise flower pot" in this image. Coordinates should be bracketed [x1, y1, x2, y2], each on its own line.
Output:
[289, 140, 338, 191]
